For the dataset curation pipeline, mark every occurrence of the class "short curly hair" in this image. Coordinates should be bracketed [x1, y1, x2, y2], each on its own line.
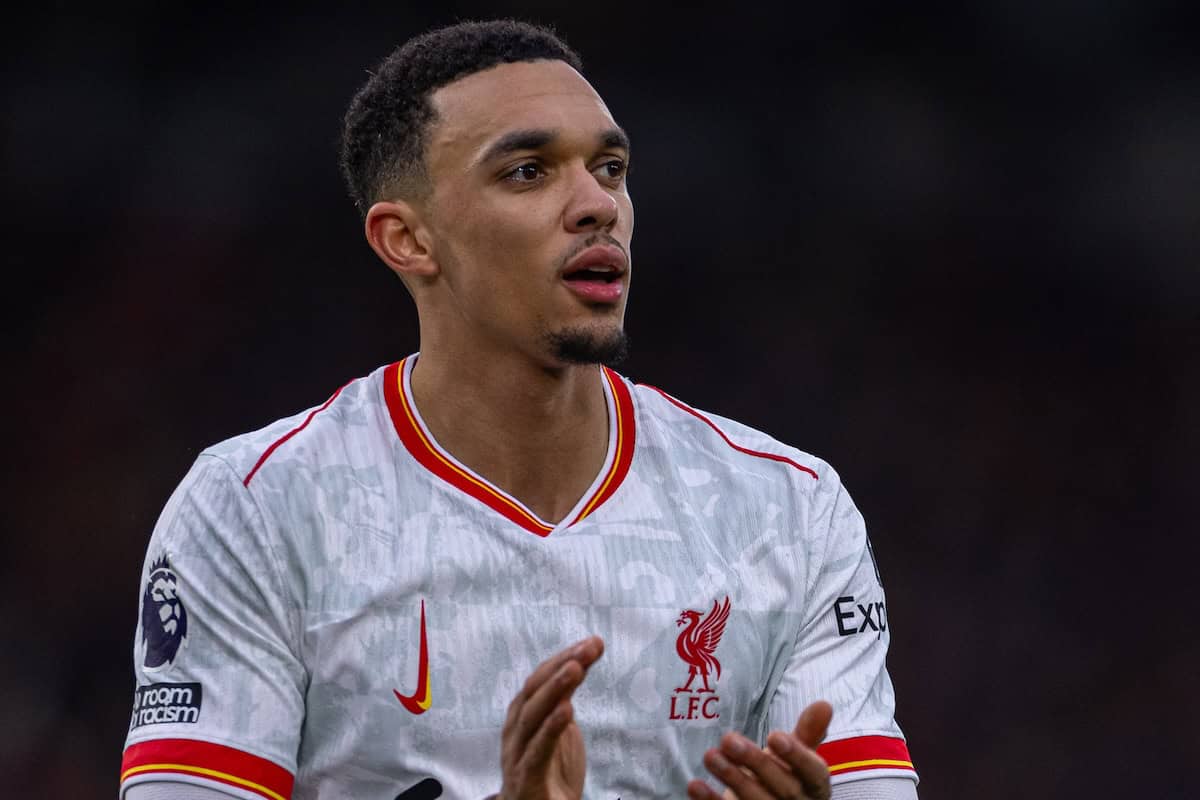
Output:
[339, 20, 583, 216]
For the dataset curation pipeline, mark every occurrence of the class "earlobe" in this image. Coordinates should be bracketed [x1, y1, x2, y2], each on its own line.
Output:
[365, 201, 438, 280]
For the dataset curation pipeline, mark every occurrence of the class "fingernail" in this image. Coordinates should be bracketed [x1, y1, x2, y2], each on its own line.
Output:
[724, 736, 746, 755]
[771, 734, 793, 754]
[709, 752, 731, 771]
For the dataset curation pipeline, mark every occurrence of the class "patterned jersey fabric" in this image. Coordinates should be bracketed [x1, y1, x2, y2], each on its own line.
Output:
[121, 356, 917, 799]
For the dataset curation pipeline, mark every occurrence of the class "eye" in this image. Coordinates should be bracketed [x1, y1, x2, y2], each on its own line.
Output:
[505, 162, 544, 183]
[595, 159, 628, 181]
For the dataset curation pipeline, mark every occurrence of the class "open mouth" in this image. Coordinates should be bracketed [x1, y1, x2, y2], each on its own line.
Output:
[563, 267, 622, 284]
[560, 243, 628, 303]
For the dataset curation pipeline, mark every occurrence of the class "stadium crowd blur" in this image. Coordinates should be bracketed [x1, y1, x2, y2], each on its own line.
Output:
[4, 3, 1196, 797]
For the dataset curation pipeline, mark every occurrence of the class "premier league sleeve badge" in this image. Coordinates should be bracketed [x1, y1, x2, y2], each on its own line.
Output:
[141, 554, 189, 671]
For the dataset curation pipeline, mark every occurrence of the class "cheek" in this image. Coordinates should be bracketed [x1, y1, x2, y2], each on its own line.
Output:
[455, 208, 558, 295]
[431, 185, 570, 320]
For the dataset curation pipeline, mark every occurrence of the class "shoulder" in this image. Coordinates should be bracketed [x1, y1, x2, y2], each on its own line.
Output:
[622, 375, 845, 499]
[201, 363, 394, 489]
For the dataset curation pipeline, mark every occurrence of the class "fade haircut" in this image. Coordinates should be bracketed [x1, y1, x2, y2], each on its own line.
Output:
[339, 20, 583, 216]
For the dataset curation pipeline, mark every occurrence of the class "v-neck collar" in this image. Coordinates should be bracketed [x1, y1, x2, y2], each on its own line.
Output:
[383, 355, 636, 537]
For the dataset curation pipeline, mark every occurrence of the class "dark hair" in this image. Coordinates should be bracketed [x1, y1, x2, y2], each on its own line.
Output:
[339, 20, 583, 216]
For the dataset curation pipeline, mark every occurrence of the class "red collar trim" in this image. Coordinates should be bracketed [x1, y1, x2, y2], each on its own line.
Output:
[383, 356, 636, 537]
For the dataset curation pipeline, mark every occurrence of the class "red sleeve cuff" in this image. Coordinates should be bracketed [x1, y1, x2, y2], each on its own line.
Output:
[817, 735, 916, 779]
[121, 738, 294, 800]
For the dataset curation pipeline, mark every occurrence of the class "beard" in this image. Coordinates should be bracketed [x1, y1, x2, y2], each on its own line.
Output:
[545, 325, 630, 368]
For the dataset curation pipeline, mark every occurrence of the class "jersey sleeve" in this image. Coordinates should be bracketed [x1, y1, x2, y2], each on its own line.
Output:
[120, 454, 305, 800]
[767, 470, 918, 787]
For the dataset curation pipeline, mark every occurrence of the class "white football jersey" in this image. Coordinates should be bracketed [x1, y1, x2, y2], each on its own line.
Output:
[121, 356, 917, 800]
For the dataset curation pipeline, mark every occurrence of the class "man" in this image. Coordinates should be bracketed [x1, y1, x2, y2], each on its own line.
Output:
[120, 20, 917, 800]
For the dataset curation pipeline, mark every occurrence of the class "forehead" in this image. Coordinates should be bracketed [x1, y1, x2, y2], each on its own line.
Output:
[428, 60, 618, 169]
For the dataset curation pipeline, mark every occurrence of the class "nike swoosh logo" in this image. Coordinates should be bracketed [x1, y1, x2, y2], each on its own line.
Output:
[394, 598, 431, 714]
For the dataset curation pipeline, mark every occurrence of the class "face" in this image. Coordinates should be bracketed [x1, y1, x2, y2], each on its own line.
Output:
[420, 59, 634, 368]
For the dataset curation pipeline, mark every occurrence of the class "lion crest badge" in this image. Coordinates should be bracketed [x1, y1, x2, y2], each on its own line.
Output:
[141, 554, 189, 671]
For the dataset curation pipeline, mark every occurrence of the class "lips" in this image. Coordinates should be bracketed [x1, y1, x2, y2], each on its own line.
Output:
[561, 244, 628, 304]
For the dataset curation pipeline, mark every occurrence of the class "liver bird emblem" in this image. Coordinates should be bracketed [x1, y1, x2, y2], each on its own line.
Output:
[675, 596, 731, 693]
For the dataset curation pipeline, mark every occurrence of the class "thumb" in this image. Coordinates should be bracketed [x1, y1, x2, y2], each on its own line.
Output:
[793, 700, 833, 749]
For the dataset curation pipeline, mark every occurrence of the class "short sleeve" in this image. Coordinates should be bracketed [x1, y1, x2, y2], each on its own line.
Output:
[767, 471, 918, 787]
[120, 454, 305, 800]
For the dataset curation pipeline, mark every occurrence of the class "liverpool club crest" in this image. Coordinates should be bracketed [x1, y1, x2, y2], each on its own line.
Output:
[670, 596, 730, 720]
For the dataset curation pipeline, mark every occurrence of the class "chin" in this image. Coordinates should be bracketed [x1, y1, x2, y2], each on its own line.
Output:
[545, 324, 629, 368]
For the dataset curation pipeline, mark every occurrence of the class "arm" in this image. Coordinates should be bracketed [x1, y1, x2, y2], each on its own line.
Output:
[120, 455, 305, 799]
[768, 469, 918, 791]
[832, 778, 918, 800]
[689, 467, 918, 799]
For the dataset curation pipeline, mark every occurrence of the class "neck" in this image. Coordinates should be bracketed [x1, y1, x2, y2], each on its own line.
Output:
[408, 342, 611, 525]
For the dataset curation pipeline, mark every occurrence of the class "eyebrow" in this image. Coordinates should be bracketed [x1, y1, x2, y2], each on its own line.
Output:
[476, 127, 632, 166]
[601, 127, 632, 156]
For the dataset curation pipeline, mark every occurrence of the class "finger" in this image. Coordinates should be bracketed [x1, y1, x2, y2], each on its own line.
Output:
[687, 778, 725, 800]
[510, 658, 586, 755]
[792, 700, 833, 749]
[719, 732, 803, 798]
[766, 730, 831, 799]
[703, 747, 773, 800]
[502, 645, 574, 770]
[502, 636, 603, 741]
[502, 636, 605, 771]
[517, 696, 575, 775]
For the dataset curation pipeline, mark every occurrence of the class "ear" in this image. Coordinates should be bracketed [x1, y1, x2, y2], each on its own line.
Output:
[364, 200, 438, 281]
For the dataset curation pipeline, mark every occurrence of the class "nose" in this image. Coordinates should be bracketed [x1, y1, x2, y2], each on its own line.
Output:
[564, 164, 619, 233]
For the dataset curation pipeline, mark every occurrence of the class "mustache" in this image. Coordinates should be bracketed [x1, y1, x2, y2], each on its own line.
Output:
[557, 233, 628, 271]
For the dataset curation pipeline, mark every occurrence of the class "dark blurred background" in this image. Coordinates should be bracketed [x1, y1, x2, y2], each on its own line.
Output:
[4, 2, 1198, 797]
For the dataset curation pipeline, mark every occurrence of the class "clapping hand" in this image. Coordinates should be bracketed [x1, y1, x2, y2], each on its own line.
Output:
[497, 636, 604, 800]
[686, 701, 833, 800]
